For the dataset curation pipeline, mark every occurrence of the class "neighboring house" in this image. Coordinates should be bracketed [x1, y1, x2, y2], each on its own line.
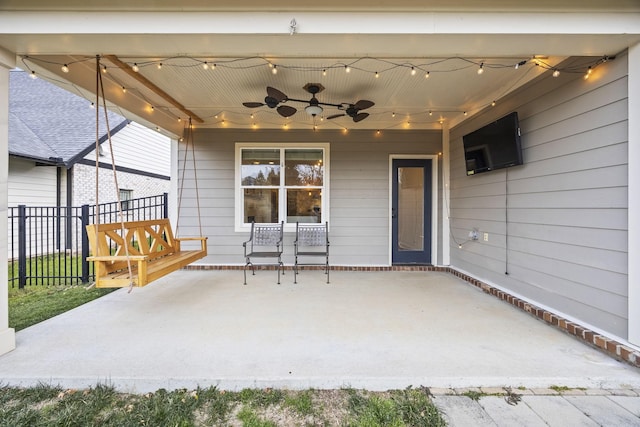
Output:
[8, 69, 170, 210]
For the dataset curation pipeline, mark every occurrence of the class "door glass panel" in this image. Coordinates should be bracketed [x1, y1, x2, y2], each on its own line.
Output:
[398, 167, 424, 251]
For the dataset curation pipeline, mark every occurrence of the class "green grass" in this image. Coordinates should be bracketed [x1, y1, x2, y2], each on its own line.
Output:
[0, 385, 447, 427]
[8, 284, 115, 331]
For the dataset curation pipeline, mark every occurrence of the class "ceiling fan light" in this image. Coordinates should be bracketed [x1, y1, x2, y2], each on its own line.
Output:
[305, 105, 323, 116]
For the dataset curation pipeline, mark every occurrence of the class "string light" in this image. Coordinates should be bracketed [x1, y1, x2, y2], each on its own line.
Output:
[375, 71, 379, 78]
[477, 63, 484, 75]
[203, 61, 209, 70]
[89, 102, 94, 108]
[425, 71, 430, 79]
[463, 111, 467, 116]
[584, 66, 592, 79]
[410, 67, 416, 76]
[122, 86, 126, 93]
[211, 63, 216, 70]
[491, 100, 496, 107]
[272, 65, 278, 74]
[345, 65, 351, 73]
[376, 130, 381, 135]
[428, 111, 433, 116]
[102, 65, 108, 73]
[30, 70, 37, 79]
[322, 69, 327, 76]
[392, 112, 396, 118]
[61, 64, 69, 73]
[132, 63, 139, 72]
[157, 63, 163, 70]
[552, 69, 560, 77]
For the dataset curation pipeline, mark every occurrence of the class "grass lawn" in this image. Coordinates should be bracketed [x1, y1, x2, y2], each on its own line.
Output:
[8, 285, 116, 331]
[0, 384, 446, 427]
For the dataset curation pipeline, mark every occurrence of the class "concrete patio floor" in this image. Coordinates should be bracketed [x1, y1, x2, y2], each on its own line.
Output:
[1, 269, 640, 394]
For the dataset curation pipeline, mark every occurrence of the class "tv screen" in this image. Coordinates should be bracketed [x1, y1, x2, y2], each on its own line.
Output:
[462, 112, 523, 175]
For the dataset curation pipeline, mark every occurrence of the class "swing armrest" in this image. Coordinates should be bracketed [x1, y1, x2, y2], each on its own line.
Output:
[87, 255, 148, 262]
[174, 237, 208, 252]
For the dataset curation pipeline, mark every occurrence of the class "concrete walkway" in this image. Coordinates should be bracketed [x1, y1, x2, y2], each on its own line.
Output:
[2, 270, 640, 424]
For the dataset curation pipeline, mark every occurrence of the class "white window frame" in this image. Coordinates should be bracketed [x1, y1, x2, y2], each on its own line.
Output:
[235, 142, 330, 232]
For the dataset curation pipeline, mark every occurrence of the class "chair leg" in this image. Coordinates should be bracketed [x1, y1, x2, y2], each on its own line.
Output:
[294, 257, 298, 284]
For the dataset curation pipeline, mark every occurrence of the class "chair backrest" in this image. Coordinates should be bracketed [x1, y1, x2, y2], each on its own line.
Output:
[249, 221, 284, 249]
[296, 222, 328, 248]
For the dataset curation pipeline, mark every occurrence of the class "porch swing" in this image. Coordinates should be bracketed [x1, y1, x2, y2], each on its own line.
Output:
[86, 57, 207, 289]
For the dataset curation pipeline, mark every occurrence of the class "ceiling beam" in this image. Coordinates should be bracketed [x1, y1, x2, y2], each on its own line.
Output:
[104, 55, 204, 123]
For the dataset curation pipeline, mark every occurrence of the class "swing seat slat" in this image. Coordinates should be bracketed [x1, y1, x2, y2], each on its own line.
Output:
[86, 218, 207, 288]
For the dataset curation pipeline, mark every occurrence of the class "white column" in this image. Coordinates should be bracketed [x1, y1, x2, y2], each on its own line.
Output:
[441, 122, 451, 266]
[0, 47, 16, 355]
[629, 43, 640, 347]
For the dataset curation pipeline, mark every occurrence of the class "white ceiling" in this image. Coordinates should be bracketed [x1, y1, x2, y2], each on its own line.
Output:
[1, 3, 639, 136]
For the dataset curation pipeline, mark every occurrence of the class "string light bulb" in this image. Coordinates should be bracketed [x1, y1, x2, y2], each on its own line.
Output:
[463, 111, 468, 116]
[392, 112, 396, 118]
[477, 63, 484, 75]
[122, 86, 126, 93]
[425, 71, 430, 79]
[322, 69, 327, 76]
[203, 61, 209, 70]
[132, 63, 139, 72]
[211, 63, 216, 70]
[345, 65, 351, 73]
[410, 67, 416, 76]
[157, 62, 163, 70]
[272, 65, 278, 74]
[375, 71, 379, 78]
[30, 70, 37, 79]
[428, 111, 433, 116]
[89, 102, 95, 109]
[61, 64, 69, 73]
[102, 65, 107, 73]
[491, 100, 496, 107]
[552, 69, 560, 77]
[584, 66, 592, 79]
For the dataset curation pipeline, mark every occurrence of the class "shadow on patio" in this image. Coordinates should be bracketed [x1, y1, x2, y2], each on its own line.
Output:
[1, 269, 639, 393]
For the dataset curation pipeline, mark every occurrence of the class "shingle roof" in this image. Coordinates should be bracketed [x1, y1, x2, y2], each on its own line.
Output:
[9, 69, 128, 167]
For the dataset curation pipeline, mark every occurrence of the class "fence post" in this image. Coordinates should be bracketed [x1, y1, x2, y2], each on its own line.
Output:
[17, 205, 27, 289]
[80, 204, 90, 284]
[163, 192, 169, 219]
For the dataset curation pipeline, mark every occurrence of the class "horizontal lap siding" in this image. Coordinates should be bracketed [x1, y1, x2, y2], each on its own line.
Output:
[449, 54, 629, 339]
[177, 129, 441, 266]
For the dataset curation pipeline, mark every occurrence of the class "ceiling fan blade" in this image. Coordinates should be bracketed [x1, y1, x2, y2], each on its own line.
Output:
[326, 114, 345, 120]
[354, 100, 374, 110]
[353, 112, 369, 122]
[243, 102, 265, 108]
[267, 86, 288, 102]
[277, 105, 297, 117]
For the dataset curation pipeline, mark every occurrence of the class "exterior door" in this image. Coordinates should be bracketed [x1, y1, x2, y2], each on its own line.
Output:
[392, 159, 432, 264]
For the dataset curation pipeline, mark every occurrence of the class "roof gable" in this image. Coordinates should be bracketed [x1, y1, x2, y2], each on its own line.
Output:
[9, 69, 127, 166]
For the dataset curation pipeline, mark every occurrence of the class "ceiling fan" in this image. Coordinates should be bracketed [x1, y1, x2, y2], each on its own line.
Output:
[242, 83, 374, 122]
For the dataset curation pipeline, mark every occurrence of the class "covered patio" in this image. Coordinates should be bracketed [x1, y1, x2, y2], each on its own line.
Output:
[1, 269, 639, 393]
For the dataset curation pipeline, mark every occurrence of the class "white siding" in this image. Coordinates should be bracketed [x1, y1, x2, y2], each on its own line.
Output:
[449, 53, 629, 339]
[176, 129, 442, 266]
[8, 158, 57, 206]
[87, 122, 171, 176]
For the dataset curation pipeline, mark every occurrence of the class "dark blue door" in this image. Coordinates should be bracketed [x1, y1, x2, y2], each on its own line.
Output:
[392, 159, 432, 264]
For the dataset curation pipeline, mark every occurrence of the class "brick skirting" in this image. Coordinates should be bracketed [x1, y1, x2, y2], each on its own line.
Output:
[184, 264, 640, 368]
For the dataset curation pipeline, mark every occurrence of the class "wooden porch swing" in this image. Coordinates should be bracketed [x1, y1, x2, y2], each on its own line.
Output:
[86, 56, 207, 289]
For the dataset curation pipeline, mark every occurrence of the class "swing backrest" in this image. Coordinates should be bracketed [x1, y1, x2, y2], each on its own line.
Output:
[86, 219, 177, 273]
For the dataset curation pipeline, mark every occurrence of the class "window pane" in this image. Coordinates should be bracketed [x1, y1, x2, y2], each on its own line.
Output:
[287, 189, 321, 223]
[285, 149, 323, 186]
[244, 189, 279, 223]
[241, 149, 280, 186]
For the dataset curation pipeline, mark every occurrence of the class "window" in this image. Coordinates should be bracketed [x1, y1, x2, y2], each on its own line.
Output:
[237, 143, 329, 230]
[119, 189, 133, 210]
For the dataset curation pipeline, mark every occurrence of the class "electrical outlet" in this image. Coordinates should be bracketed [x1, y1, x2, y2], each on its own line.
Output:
[483, 232, 489, 242]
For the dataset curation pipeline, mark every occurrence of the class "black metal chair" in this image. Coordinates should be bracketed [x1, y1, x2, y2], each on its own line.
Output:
[294, 221, 330, 284]
[242, 221, 284, 284]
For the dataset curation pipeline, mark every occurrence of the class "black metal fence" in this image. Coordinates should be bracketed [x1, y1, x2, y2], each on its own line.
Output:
[8, 193, 168, 288]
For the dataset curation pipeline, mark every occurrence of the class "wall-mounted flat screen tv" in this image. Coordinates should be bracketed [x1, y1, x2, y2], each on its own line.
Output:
[462, 112, 523, 175]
